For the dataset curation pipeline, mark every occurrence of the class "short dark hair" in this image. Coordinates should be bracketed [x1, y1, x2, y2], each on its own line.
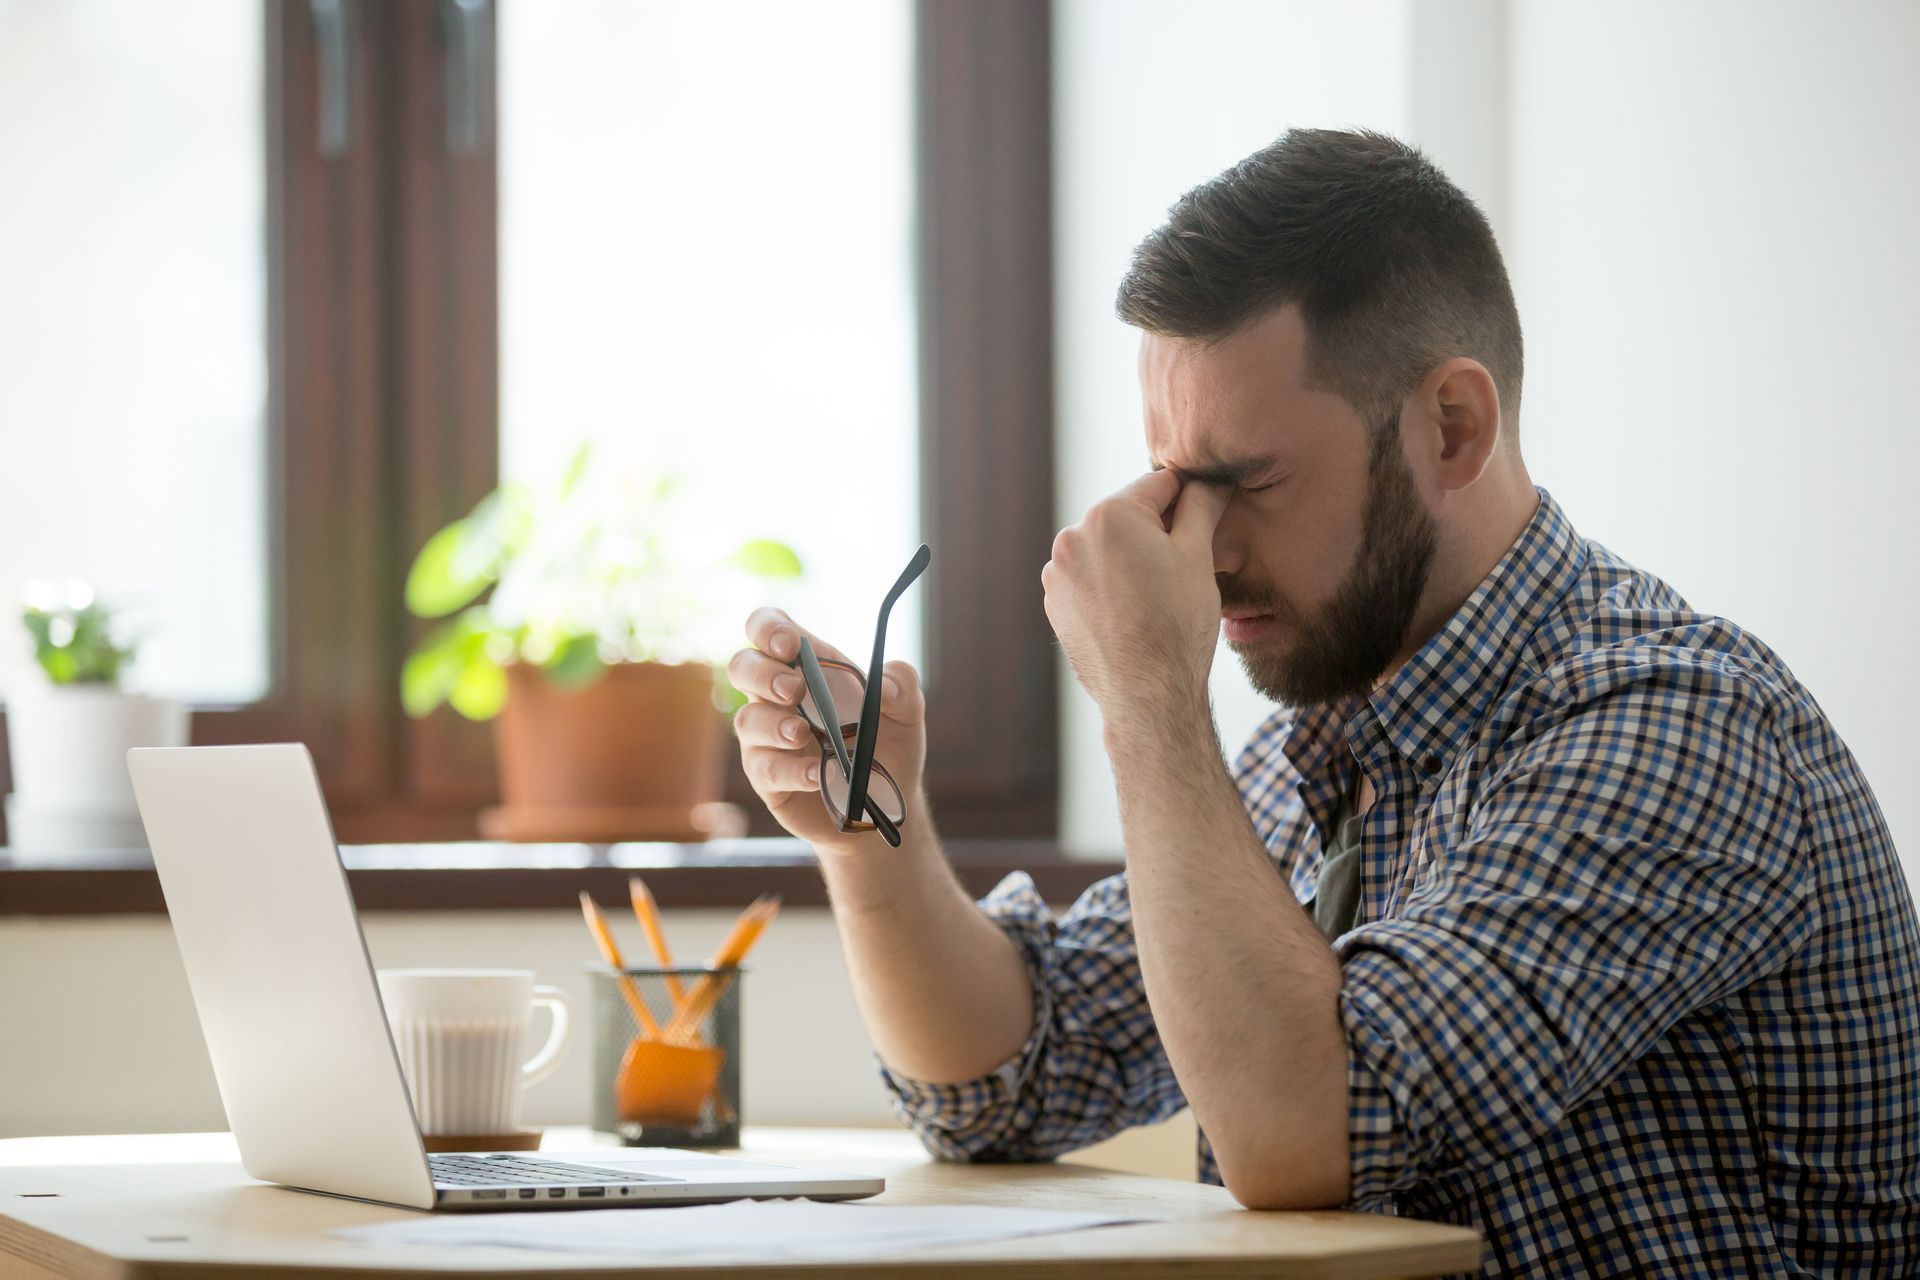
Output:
[1116, 128, 1524, 439]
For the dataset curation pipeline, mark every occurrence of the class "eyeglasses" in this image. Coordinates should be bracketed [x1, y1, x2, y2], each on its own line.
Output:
[789, 545, 929, 848]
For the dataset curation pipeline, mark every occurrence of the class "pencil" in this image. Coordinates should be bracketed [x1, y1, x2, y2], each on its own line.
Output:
[663, 896, 780, 1043]
[628, 876, 687, 1008]
[578, 890, 663, 1039]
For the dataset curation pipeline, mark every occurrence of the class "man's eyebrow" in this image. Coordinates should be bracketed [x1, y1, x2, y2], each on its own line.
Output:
[1148, 455, 1282, 485]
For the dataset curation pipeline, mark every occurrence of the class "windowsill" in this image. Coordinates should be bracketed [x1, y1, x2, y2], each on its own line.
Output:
[0, 839, 1122, 915]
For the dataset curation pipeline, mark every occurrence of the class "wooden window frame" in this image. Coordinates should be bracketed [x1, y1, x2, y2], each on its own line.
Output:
[0, 0, 1056, 847]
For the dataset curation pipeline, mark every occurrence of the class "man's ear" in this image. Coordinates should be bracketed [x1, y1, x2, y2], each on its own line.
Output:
[1415, 358, 1503, 493]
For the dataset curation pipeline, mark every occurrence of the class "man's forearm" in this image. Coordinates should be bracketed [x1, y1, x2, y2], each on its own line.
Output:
[817, 805, 1035, 1085]
[1106, 702, 1351, 1209]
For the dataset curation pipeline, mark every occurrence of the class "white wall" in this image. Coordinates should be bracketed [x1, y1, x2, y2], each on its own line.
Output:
[0, 907, 886, 1138]
[0, 902, 1198, 1177]
[1506, 0, 1920, 878]
[1052, 0, 1421, 854]
[1055, 1, 1919, 884]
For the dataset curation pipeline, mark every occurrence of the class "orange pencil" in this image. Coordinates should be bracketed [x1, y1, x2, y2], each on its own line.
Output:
[628, 876, 687, 1008]
[578, 890, 663, 1039]
[664, 896, 780, 1043]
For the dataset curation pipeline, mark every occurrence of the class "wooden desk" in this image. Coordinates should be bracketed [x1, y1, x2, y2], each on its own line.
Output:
[0, 1129, 1481, 1279]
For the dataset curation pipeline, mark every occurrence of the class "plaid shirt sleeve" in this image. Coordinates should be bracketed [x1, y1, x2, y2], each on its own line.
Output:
[877, 867, 1187, 1161]
[1339, 650, 1816, 1205]
[877, 726, 1299, 1163]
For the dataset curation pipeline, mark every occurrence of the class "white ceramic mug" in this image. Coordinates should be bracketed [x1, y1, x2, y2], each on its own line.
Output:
[376, 968, 572, 1137]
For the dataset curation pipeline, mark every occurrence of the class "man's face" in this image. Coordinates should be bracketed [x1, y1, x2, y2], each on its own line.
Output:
[1141, 306, 1438, 706]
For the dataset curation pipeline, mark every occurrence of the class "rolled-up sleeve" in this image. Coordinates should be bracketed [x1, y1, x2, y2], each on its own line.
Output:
[1336, 656, 1815, 1206]
[879, 868, 1186, 1162]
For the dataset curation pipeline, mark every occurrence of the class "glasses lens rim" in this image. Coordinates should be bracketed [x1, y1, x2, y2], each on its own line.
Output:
[796, 659, 865, 736]
[819, 753, 906, 828]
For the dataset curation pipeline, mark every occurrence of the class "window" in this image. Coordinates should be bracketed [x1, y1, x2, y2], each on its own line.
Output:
[0, 0, 1057, 845]
[497, 0, 922, 665]
[0, 0, 269, 705]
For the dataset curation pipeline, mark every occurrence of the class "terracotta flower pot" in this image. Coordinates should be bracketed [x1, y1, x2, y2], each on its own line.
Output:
[478, 661, 741, 843]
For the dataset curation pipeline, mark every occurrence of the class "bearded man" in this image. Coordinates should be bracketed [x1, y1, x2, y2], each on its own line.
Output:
[728, 128, 1920, 1277]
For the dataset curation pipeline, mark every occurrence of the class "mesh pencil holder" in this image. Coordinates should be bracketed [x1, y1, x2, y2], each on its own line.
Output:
[588, 965, 742, 1148]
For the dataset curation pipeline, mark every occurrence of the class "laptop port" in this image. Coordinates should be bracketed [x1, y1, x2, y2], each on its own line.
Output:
[518, 1188, 537, 1199]
[578, 1187, 606, 1198]
[472, 1189, 508, 1200]
[547, 1188, 567, 1198]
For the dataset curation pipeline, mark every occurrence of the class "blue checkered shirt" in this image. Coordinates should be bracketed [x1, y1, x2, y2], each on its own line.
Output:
[882, 490, 1920, 1277]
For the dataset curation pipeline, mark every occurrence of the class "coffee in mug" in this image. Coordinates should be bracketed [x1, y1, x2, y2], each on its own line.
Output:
[376, 968, 572, 1137]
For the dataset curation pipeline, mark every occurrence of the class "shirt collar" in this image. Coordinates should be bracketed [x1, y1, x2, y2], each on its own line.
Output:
[1357, 486, 1585, 775]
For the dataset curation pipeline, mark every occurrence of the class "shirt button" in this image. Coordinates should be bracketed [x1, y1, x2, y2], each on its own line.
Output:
[1420, 755, 1443, 777]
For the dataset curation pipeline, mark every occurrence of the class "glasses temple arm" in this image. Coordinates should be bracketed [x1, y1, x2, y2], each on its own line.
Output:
[797, 638, 854, 782]
[845, 545, 930, 842]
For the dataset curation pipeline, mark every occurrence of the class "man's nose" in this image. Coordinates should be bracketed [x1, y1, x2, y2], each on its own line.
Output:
[1211, 518, 1246, 578]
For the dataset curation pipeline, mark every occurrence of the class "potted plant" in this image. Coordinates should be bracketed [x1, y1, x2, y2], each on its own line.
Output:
[4, 581, 187, 859]
[401, 447, 800, 842]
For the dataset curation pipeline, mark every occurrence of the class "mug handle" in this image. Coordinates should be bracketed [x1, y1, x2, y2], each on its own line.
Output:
[521, 985, 573, 1088]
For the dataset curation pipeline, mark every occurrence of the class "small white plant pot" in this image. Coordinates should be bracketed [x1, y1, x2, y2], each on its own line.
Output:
[3, 682, 188, 862]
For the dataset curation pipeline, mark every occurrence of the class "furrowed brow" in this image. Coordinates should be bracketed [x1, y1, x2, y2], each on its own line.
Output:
[1149, 455, 1280, 486]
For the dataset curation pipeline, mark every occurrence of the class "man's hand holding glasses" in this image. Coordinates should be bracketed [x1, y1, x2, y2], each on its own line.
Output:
[729, 547, 931, 856]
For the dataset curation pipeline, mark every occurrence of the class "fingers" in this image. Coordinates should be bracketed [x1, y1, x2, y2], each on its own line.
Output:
[743, 607, 851, 666]
[1170, 477, 1230, 552]
[733, 641, 825, 802]
[1116, 468, 1184, 516]
[728, 646, 806, 705]
[733, 608, 858, 705]
[742, 743, 821, 797]
[1078, 469, 1225, 553]
[879, 660, 926, 726]
[733, 700, 814, 749]
[1066, 469, 1185, 543]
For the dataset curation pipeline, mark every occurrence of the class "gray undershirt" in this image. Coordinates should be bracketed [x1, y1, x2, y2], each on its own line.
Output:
[1310, 787, 1365, 941]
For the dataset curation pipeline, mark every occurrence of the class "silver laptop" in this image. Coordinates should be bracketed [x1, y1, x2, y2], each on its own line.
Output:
[126, 743, 884, 1212]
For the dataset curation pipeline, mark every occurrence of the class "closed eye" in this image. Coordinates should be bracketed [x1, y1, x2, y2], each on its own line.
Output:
[1243, 480, 1281, 495]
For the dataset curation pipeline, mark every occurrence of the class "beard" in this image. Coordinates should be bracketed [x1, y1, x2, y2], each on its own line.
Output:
[1222, 425, 1438, 707]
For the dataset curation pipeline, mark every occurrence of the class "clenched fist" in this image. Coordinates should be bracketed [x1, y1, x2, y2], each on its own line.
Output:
[1042, 469, 1229, 724]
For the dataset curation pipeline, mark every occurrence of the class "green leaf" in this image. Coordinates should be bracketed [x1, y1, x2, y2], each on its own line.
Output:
[401, 610, 496, 717]
[401, 653, 439, 717]
[541, 634, 606, 689]
[448, 651, 509, 720]
[731, 539, 803, 579]
[406, 520, 493, 618]
[41, 648, 76, 684]
[401, 631, 463, 717]
[559, 441, 593, 499]
[22, 597, 130, 685]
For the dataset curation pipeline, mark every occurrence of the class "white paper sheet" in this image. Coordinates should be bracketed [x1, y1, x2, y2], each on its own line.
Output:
[336, 1198, 1141, 1262]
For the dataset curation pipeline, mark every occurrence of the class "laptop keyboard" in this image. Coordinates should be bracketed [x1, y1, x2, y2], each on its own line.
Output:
[430, 1153, 671, 1188]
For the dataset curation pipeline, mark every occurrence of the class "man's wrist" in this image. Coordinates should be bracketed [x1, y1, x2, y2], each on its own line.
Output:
[814, 800, 948, 917]
[1100, 686, 1218, 761]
